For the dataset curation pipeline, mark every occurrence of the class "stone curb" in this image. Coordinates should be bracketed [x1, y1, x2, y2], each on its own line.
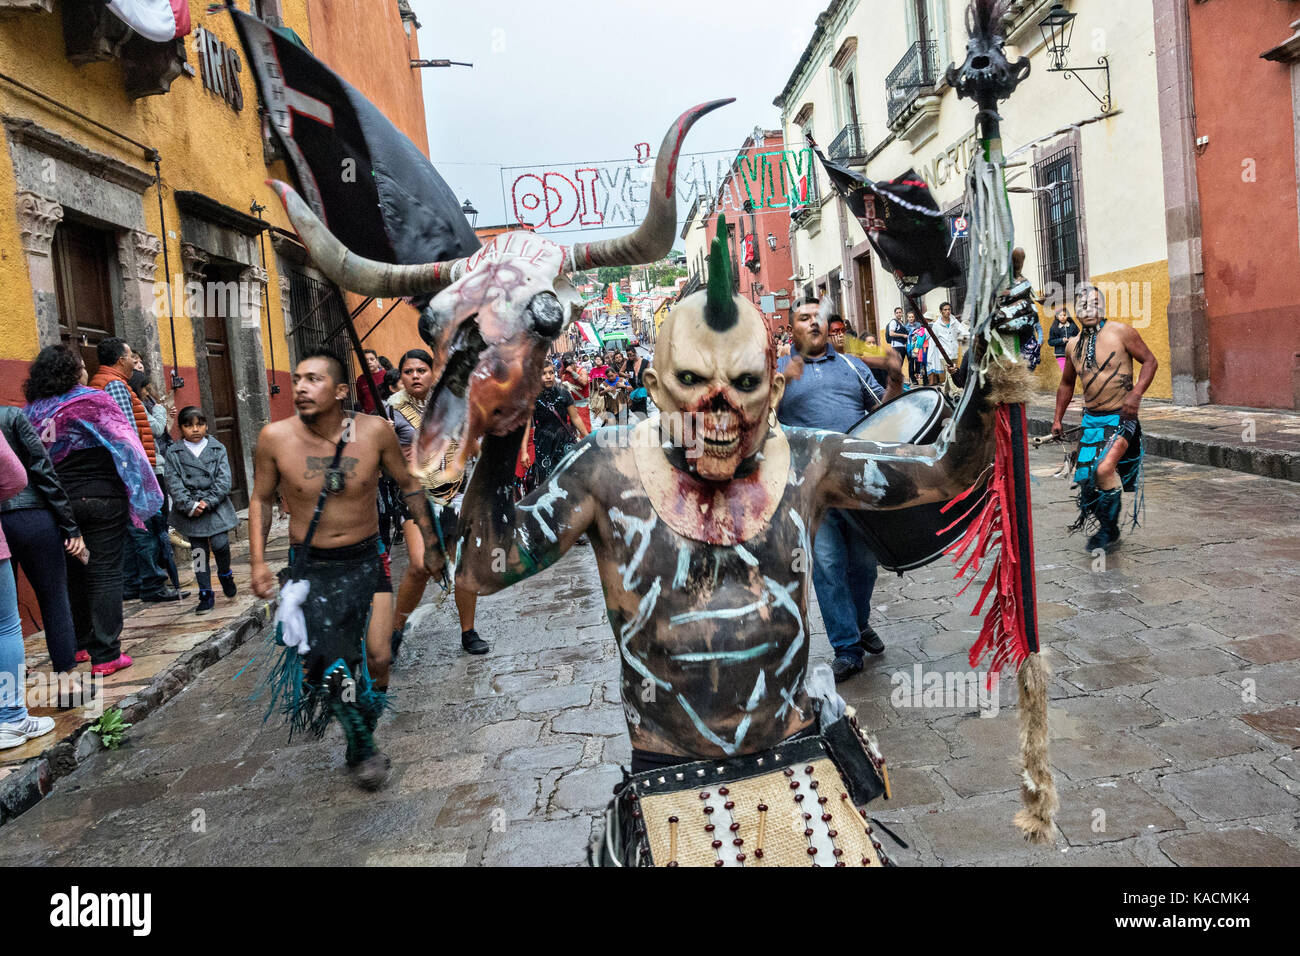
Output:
[0, 596, 279, 830]
[1025, 412, 1300, 483]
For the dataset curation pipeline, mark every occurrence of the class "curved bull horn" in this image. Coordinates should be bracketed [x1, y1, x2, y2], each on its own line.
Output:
[568, 98, 734, 270]
[267, 180, 467, 297]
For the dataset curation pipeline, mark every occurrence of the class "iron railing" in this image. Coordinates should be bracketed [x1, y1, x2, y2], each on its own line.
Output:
[828, 123, 868, 165]
[885, 39, 939, 125]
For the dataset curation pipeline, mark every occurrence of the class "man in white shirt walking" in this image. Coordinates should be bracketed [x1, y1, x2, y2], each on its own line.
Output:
[926, 301, 969, 390]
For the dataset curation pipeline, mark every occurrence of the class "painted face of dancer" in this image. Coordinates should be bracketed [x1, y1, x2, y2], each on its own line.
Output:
[644, 300, 782, 483]
[540, 364, 557, 389]
[401, 355, 433, 401]
[1076, 286, 1105, 328]
[293, 356, 348, 425]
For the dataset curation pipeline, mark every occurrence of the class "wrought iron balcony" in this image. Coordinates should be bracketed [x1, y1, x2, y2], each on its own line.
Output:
[885, 39, 940, 125]
[828, 123, 868, 165]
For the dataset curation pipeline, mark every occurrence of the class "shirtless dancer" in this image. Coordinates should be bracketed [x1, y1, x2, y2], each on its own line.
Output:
[440, 233, 1015, 771]
[1051, 283, 1158, 553]
[250, 352, 440, 788]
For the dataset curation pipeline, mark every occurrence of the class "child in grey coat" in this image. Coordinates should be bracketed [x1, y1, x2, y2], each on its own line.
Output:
[163, 407, 239, 614]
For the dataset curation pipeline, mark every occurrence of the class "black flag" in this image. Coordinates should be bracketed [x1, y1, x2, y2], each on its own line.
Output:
[810, 144, 960, 298]
[228, 7, 480, 272]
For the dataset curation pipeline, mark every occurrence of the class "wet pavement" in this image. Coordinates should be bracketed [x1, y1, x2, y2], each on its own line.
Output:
[0, 516, 290, 781]
[1, 445, 1298, 866]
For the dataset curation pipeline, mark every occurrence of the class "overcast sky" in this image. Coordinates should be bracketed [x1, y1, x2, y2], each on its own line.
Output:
[408, 0, 826, 235]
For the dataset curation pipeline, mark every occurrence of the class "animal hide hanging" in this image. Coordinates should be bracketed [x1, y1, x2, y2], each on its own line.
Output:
[939, 403, 1058, 843]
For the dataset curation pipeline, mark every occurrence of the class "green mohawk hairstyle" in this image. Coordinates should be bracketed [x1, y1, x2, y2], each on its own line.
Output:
[704, 214, 739, 332]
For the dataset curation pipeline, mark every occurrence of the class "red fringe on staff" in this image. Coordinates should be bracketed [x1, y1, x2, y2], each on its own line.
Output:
[939, 404, 1032, 681]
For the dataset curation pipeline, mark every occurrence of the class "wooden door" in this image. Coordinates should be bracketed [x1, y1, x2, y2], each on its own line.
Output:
[52, 218, 116, 374]
[855, 253, 877, 337]
[201, 273, 247, 509]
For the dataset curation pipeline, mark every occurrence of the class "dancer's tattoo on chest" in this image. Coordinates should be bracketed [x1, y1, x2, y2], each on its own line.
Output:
[304, 456, 359, 479]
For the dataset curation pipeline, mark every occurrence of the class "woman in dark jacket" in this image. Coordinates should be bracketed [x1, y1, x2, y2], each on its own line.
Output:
[0, 406, 87, 687]
[1046, 307, 1079, 371]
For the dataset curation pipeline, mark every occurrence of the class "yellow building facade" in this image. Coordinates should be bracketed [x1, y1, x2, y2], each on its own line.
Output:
[0, 0, 383, 508]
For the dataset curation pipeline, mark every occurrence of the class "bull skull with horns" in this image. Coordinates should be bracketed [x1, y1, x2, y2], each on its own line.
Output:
[268, 99, 734, 479]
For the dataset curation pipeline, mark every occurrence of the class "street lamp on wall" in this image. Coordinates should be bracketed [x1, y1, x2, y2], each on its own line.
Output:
[766, 232, 778, 251]
[1038, 4, 1112, 112]
[461, 198, 478, 228]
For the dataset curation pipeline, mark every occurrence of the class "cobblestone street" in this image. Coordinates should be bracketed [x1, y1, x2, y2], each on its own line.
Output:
[0, 444, 1297, 866]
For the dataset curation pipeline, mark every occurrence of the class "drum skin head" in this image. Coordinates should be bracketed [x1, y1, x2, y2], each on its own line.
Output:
[843, 387, 986, 574]
[849, 387, 946, 445]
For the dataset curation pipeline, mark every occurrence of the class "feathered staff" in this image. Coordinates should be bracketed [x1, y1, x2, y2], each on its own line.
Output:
[942, 0, 1057, 843]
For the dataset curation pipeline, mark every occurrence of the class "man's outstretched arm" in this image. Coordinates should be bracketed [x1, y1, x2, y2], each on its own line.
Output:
[814, 301, 1043, 512]
[815, 372, 998, 513]
[454, 428, 596, 595]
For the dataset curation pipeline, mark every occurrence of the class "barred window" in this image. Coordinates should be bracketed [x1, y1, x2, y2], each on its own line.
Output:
[285, 269, 357, 406]
[1033, 145, 1083, 293]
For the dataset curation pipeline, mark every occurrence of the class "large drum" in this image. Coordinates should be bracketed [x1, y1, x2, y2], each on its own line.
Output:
[843, 387, 989, 573]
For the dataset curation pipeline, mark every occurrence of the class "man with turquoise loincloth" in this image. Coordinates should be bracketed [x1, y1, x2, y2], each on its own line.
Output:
[1051, 284, 1159, 553]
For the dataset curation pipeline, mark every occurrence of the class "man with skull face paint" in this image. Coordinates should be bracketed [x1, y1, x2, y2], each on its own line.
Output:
[448, 218, 1004, 789]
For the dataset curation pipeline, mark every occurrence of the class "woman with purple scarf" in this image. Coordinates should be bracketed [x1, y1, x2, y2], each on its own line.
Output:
[23, 345, 162, 677]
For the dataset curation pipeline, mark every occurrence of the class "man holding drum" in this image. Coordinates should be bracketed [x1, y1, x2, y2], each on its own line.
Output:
[777, 297, 904, 682]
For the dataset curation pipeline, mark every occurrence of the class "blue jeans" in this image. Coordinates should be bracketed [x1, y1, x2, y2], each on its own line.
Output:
[0, 559, 28, 724]
[124, 506, 168, 598]
[151, 507, 180, 589]
[811, 509, 878, 664]
[1, 508, 77, 672]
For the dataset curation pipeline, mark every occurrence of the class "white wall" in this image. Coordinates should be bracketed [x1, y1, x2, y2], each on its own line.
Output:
[781, 0, 1168, 330]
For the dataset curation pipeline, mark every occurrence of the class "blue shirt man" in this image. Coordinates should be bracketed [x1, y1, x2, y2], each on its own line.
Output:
[776, 298, 902, 682]
[777, 342, 885, 431]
